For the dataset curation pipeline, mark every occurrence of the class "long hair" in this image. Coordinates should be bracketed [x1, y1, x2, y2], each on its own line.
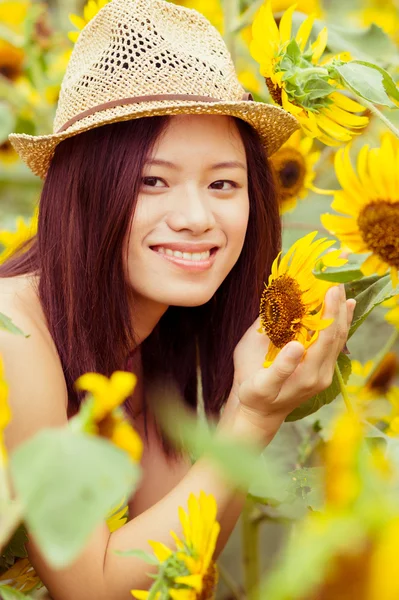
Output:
[0, 115, 280, 425]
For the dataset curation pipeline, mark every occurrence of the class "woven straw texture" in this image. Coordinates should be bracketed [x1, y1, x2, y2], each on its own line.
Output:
[9, 0, 299, 179]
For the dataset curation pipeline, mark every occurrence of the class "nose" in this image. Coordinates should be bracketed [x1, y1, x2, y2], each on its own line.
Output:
[166, 185, 216, 234]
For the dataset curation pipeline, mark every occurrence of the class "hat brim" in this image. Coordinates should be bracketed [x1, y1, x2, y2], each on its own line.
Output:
[9, 98, 299, 179]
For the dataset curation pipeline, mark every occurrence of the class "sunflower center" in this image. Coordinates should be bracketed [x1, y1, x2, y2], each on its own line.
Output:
[260, 274, 306, 348]
[0, 43, 24, 82]
[357, 201, 399, 268]
[197, 562, 218, 600]
[265, 77, 282, 106]
[271, 148, 307, 201]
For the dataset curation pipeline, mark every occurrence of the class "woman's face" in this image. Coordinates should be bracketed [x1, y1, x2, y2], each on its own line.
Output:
[126, 114, 250, 309]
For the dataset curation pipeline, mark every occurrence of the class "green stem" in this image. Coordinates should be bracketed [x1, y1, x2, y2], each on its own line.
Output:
[223, 0, 241, 62]
[232, 0, 264, 33]
[242, 497, 260, 600]
[218, 563, 243, 600]
[296, 66, 329, 79]
[366, 329, 399, 383]
[334, 363, 355, 415]
[354, 96, 399, 140]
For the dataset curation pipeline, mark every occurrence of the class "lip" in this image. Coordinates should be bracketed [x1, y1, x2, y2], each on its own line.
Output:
[150, 246, 219, 272]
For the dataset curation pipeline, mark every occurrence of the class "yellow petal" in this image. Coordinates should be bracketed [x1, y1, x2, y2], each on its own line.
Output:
[69, 13, 87, 30]
[329, 92, 366, 113]
[311, 26, 327, 63]
[295, 13, 315, 51]
[279, 3, 297, 43]
[148, 540, 173, 563]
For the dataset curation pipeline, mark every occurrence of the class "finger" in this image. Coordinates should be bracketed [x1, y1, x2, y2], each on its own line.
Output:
[346, 298, 356, 329]
[239, 341, 304, 404]
[333, 284, 350, 357]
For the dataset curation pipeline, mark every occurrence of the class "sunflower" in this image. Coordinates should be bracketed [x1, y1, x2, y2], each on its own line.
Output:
[0, 211, 38, 265]
[271, 0, 323, 16]
[0, 140, 19, 165]
[0, 1, 30, 34]
[0, 39, 24, 82]
[382, 387, 399, 437]
[259, 231, 346, 367]
[382, 295, 399, 329]
[270, 129, 320, 213]
[131, 491, 220, 600]
[68, 0, 110, 43]
[360, 0, 399, 47]
[250, 1, 369, 145]
[172, 0, 224, 33]
[75, 370, 143, 462]
[0, 357, 11, 466]
[320, 134, 399, 289]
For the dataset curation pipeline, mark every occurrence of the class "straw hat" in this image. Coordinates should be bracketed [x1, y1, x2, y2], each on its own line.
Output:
[9, 0, 299, 179]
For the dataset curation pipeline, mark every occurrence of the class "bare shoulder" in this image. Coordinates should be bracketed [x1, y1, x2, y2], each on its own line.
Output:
[0, 275, 68, 452]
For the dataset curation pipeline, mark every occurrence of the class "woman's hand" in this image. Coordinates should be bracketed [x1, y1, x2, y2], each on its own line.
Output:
[231, 284, 356, 434]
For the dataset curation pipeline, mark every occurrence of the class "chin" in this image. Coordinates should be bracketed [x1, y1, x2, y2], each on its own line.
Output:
[160, 289, 217, 308]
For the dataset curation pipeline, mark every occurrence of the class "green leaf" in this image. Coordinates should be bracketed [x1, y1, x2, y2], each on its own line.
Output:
[0, 587, 34, 600]
[0, 313, 28, 337]
[332, 61, 399, 108]
[318, 22, 398, 66]
[348, 273, 399, 338]
[344, 274, 382, 299]
[157, 402, 284, 492]
[0, 105, 15, 144]
[285, 353, 352, 421]
[313, 262, 364, 283]
[0, 524, 28, 570]
[10, 429, 140, 568]
[114, 548, 159, 565]
[285, 39, 301, 64]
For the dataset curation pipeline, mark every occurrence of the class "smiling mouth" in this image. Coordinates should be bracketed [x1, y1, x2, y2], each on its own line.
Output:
[150, 246, 219, 262]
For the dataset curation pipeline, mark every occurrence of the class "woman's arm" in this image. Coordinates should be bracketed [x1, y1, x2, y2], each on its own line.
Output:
[1, 284, 355, 600]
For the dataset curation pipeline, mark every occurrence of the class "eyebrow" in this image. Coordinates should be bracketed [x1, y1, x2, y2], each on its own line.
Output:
[145, 158, 247, 171]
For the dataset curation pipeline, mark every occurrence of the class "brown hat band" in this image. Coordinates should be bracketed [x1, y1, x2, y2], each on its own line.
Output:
[57, 92, 254, 133]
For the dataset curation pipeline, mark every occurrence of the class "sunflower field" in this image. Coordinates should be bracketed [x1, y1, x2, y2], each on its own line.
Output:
[2, 0, 399, 599]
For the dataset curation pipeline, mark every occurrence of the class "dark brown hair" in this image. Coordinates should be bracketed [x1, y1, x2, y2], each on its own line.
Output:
[0, 115, 280, 425]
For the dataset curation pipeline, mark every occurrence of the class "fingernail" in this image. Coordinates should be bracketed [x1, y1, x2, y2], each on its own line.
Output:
[285, 344, 304, 359]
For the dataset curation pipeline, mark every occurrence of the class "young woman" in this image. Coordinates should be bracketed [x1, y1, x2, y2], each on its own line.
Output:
[0, 0, 356, 598]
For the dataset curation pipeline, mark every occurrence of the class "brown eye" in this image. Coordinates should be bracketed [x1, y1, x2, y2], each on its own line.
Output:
[142, 177, 166, 187]
[210, 180, 238, 190]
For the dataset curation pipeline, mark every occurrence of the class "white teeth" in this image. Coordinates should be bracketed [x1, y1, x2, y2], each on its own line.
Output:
[155, 247, 212, 261]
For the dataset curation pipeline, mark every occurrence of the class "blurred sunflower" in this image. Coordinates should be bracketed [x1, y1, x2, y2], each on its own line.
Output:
[75, 370, 143, 462]
[349, 354, 398, 401]
[0, 1, 30, 32]
[132, 491, 220, 600]
[360, 0, 399, 47]
[269, 129, 320, 213]
[0, 39, 24, 82]
[68, 0, 110, 43]
[272, 0, 323, 16]
[382, 295, 399, 329]
[250, 2, 369, 145]
[0, 357, 11, 466]
[172, 0, 223, 33]
[0, 211, 38, 265]
[382, 387, 399, 437]
[0, 140, 19, 165]
[321, 135, 399, 288]
[259, 231, 346, 367]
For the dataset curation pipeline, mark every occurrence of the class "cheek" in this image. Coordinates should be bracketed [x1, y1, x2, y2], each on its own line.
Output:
[225, 200, 250, 251]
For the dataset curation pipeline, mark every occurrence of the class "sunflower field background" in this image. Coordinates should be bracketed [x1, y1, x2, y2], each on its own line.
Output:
[2, 0, 399, 599]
